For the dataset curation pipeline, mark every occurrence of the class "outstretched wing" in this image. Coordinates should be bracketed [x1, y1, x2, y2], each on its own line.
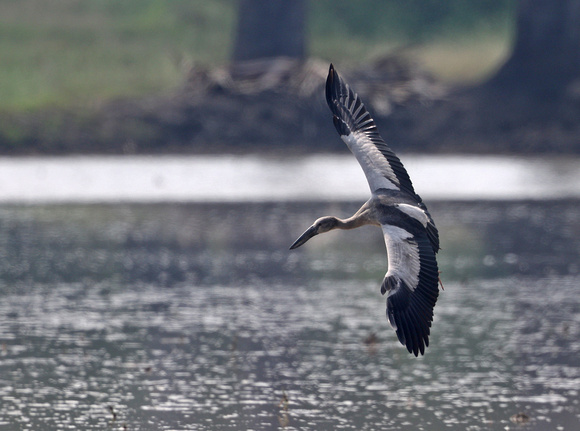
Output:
[326, 64, 416, 197]
[380, 224, 439, 356]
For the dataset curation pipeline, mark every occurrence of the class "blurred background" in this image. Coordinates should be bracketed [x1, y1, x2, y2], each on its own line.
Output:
[0, 1, 579, 430]
[0, 0, 578, 154]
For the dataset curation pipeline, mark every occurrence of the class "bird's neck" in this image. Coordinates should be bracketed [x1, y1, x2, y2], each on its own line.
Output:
[335, 209, 379, 230]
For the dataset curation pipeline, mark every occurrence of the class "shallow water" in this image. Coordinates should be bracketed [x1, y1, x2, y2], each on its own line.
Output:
[0, 200, 579, 430]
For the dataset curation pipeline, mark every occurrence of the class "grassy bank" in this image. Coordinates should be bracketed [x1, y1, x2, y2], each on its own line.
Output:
[0, 0, 236, 111]
[0, 1, 514, 113]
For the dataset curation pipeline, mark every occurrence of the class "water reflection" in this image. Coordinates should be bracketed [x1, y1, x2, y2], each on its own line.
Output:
[0, 201, 579, 430]
[1, 155, 580, 203]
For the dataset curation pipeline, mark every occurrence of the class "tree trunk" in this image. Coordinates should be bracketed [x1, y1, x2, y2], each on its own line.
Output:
[232, 0, 306, 63]
[489, 0, 580, 99]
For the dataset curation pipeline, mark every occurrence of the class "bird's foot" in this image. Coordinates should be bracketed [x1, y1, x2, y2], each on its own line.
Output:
[438, 271, 445, 290]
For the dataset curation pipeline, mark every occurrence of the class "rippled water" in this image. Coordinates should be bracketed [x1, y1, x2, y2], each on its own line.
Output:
[0, 200, 579, 430]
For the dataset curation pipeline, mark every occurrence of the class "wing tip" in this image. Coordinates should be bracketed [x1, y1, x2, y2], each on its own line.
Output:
[325, 63, 374, 140]
[385, 276, 435, 357]
[326, 63, 338, 108]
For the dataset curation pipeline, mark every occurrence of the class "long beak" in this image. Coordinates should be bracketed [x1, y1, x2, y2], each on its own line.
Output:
[289, 225, 318, 250]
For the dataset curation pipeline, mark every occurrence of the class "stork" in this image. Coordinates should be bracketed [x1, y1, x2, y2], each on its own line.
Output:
[290, 64, 441, 356]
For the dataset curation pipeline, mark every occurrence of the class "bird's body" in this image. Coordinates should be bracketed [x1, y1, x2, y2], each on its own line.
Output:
[290, 64, 441, 356]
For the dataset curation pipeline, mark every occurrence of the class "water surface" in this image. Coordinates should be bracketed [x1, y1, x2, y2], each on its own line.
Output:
[0, 199, 579, 430]
[1, 155, 579, 203]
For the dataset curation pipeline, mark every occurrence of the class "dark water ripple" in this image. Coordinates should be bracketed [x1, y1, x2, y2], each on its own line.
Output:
[0, 202, 579, 430]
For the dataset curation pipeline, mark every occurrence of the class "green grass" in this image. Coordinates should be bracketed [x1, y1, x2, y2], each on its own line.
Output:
[308, 0, 516, 83]
[0, 0, 514, 112]
[0, 0, 236, 111]
[408, 35, 512, 83]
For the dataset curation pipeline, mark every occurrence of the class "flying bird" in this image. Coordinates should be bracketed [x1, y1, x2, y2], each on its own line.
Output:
[290, 64, 441, 356]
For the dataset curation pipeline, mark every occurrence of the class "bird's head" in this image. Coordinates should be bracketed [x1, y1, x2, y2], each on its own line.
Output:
[289, 216, 338, 250]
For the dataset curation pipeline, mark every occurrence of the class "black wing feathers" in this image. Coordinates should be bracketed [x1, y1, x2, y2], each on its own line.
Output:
[326, 64, 418, 198]
[419, 201, 440, 253]
[383, 234, 439, 356]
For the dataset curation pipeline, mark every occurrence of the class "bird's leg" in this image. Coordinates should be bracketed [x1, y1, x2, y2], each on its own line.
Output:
[438, 271, 445, 290]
